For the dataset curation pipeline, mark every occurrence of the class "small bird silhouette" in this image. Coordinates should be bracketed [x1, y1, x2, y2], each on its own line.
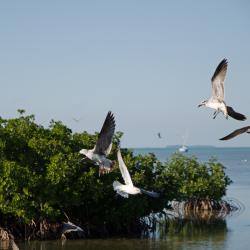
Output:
[72, 117, 83, 123]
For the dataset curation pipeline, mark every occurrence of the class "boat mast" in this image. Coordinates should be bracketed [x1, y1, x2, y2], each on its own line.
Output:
[183, 129, 188, 148]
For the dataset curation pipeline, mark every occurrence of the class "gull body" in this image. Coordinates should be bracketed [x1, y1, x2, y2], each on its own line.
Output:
[80, 149, 113, 168]
[198, 59, 246, 121]
[113, 145, 167, 199]
[78, 111, 116, 175]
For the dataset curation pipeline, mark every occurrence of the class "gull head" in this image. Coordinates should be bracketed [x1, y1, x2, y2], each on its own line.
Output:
[79, 149, 88, 155]
[198, 100, 207, 107]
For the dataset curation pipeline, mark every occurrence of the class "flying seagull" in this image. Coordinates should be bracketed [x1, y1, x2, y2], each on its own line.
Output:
[56, 222, 84, 237]
[72, 117, 83, 123]
[78, 111, 116, 175]
[113, 145, 167, 199]
[219, 125, 250, 141]
[238, 159, 249, 165]
[158, 133, 162, 138]
[198, 59, 246, 121]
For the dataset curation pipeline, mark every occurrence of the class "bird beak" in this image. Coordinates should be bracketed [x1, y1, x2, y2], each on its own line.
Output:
[198, 104, 202, 108]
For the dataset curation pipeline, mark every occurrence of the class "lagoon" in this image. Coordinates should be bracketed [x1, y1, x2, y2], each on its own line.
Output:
[1, 147, 250, 249]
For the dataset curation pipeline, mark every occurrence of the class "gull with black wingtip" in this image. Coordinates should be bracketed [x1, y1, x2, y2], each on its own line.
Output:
[198, 59, 246, 121]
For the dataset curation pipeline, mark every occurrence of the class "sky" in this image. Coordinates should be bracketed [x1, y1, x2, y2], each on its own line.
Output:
[1, 1, 250, 148]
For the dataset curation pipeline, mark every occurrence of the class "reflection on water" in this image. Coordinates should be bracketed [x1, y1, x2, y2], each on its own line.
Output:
[0, 211, 230, 250]
[1, 190, 249, 250]
[1, 148, 250, 249]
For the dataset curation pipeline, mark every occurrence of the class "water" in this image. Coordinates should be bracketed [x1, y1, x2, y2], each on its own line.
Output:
[1, 147, 250, 249]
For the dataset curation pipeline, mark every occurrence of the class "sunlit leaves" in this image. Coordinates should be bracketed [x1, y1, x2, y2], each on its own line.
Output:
[164, 153, 232, 201]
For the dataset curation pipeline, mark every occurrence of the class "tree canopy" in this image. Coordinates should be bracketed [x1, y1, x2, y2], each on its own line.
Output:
[0, 110, 232, 239]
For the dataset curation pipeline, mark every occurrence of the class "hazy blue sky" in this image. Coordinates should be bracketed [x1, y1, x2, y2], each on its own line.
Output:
[1, 1, 250, 147]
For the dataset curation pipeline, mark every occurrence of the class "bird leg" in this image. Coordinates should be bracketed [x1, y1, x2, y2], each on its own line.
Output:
[213, 110, 220, 119]
[114, 194, 119, 199]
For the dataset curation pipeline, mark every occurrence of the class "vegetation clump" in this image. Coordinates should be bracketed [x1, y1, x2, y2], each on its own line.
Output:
[163, 153, 233, 211]
[0, 111, 233, 240]
[0, 110, 173, 240]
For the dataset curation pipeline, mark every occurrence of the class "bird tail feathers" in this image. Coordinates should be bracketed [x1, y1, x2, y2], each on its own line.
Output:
[140, 189, 167, 199]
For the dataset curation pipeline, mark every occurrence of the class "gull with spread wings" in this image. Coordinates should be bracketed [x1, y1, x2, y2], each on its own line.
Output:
[219, 125, 250, 141]
[198, 59, 246, 121]
[78, 111, 116, 175]
[113, 145, 167, 199]
[72, 117, 83, 123]
[56, 222, 84, 237]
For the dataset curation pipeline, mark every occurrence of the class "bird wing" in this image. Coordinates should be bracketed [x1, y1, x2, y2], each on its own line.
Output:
[78, 157, 97, 164]
[10, 239, 19, 250]
[211, 59, 228, 101]
[93, 111, 115, 156]
[56, 222, 79, 236]
[219, 126, 250, 141]
[117, 145, 133, 187]
[227, 106, 246, 121]
[238, 160, 244, 165]
[140, 189, 167, 199]
[72, 118, 78, 122]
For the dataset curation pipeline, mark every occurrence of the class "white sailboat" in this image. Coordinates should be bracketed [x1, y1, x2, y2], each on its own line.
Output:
[179, 129, 189, 152]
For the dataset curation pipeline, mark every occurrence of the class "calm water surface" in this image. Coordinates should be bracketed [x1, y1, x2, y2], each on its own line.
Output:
[2, 147, 250, 250]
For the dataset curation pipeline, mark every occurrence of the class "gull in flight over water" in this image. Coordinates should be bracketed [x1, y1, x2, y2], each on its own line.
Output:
[113, 145, 167, 199]
[78, 111, 116, 175]
[72, 117, 83, 123]
[56, 222, 84, 237]
[238, 159, 249, 165]
[158, 133, 162, 138]
[198, 59, 246, 121]
[219, 125, 250, 141]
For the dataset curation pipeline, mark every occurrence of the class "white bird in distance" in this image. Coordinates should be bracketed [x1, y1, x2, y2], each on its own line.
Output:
[113, 145, 167, 199]
[237, 159, 249, 165]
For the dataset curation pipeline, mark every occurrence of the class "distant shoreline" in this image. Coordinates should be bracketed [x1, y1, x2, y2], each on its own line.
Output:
[130, 145, 250, 149]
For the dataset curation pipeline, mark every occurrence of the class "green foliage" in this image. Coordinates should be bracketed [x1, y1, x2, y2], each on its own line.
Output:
[0, 111, 172, 225]
[0, 111, 232, 226]
[163, 153, 232, 201]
